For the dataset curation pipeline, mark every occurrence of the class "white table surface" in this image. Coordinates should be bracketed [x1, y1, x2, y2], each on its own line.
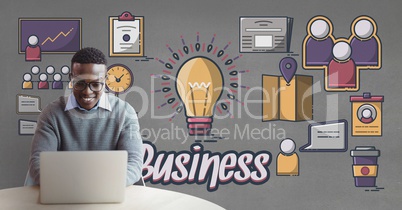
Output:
[0, 185, 225, 210]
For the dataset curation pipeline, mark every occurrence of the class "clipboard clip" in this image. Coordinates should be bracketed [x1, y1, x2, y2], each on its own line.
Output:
[118, 11, 135, 21]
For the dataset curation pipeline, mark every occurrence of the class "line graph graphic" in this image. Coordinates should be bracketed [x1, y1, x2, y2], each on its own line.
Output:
[41, 28, 74, 46]
[19, 18, 82, 53]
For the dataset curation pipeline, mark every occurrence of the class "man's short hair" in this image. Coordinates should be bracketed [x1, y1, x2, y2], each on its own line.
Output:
[71, 47, 107, 65]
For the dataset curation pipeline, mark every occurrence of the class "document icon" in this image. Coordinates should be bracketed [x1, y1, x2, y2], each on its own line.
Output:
[240, 16, 294, 53]
[17, 94, 42, 114]
[19, 120, 37, 135]
[109, 11, 144, 57]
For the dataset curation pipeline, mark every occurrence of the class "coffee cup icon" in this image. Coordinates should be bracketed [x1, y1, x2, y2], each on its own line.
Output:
[350, 146, 380, 187]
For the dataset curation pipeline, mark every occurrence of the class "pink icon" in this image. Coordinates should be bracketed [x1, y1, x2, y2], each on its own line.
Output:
[38, 73, 49, 89]
[25, 35, 41, 61]
[328, 41, 356, 88]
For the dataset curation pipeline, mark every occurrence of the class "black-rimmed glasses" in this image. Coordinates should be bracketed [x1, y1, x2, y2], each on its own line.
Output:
[73, 81, 104, 92]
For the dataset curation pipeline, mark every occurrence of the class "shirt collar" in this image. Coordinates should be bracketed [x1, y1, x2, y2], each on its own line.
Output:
[65, 93, 112, 112]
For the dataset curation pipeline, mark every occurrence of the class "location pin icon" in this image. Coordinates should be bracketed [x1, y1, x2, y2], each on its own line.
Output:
[279, 57, 297, 84]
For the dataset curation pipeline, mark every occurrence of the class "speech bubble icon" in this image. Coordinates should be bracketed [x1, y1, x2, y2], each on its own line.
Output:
[300, 120, 348, 152]
[17, 94, 42, 114]
[19, 120, 37, 135]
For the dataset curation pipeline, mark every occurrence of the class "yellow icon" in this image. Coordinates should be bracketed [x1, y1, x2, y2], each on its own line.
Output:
[176, 56, 223, 135]
[23, 81, 33, 89]
[106, 64, 134, 95]
[277, 154, 299, 176]
[22, 73, 33, 89]
[262, 75, 313, 121]
[276, 139, 299, 176]
[350, 92, 383, 136]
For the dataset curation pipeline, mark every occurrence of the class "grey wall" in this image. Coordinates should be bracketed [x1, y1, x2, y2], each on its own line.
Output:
[1, 0, 401, 209]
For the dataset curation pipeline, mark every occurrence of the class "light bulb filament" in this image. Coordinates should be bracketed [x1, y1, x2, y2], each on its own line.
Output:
[189, 86, 211, 116]
[188, 82, 211, 89]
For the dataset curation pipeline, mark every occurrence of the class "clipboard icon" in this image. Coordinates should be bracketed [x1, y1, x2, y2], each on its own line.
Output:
[109, 11, 144, 57]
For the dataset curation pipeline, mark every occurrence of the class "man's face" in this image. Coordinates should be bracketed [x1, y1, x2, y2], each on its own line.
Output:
[70, 63, 107, 110]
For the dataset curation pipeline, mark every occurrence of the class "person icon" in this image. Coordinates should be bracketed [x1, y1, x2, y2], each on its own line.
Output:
[52, 73, 63, 89]
[303, 16, 335, 67]
[357, 104, 377, 124]
[350, 16, 381, 68]
[361, 109, 374, 123]
[38, 73, 49, 89]
[61, 65, 70, 75]
[25, 35, 41, 62]
[60, 65, 72, 89]
[46, 65, 55, 75]
[31, 65, 40, 75]
[22, 73, 33, 89]
[328, 40, 356, 88]
[276, 138, 299, 176]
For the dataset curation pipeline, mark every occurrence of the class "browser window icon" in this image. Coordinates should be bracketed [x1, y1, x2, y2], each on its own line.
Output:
[239, 16, 294, 53]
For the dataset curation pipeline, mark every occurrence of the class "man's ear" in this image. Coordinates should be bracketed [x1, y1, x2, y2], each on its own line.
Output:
[69, 73, 73, 81]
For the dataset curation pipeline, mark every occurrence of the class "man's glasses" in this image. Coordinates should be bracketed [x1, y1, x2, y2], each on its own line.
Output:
[73, 81, 104, 92]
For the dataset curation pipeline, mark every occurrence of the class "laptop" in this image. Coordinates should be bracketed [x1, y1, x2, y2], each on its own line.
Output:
[299, 119, 348, 152]
[40, 151, 127, 204]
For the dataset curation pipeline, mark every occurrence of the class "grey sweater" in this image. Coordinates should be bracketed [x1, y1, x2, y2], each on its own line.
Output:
[28, 95, 143, 186]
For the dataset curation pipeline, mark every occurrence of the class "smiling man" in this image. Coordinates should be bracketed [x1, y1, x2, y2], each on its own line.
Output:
[70, 63, 106, 110]
[27, 47, 143, 186]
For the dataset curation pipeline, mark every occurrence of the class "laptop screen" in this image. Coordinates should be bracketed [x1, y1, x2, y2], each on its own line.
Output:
[40, 151, 127, 204]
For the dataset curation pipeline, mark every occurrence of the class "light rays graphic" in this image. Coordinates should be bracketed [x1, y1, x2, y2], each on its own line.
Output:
[152, 33, 251, 123]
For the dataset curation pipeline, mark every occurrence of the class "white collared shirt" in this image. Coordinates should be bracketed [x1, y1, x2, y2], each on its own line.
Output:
[64, 93, 112, 112]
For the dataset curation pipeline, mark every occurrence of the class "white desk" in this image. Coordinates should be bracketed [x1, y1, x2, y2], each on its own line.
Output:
[0, 185, 225, 210]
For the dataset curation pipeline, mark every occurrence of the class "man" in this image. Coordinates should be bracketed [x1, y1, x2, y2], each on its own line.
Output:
[27, 47, 143, 186]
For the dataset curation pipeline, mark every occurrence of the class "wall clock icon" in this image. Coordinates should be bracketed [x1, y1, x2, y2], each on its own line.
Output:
[105, 64, 134, 96]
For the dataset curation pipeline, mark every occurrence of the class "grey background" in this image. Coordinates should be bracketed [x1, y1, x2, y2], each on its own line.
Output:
[1, 0, 401, 209]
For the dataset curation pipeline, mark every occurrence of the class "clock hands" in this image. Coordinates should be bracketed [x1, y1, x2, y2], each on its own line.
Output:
[114, 74, 125, 82]
[106, 65, 133, 95]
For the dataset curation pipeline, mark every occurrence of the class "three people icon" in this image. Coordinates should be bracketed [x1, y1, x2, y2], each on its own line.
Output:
[303, 15, 381, 91]
[276, 138, 299, 176]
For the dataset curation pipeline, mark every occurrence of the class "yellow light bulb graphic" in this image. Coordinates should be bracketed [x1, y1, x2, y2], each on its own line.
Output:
[176, 56, 224, 136]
